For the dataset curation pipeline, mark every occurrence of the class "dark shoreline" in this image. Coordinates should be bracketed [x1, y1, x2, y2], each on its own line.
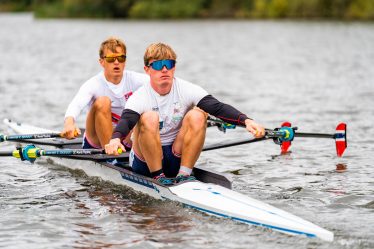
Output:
[1, 0, 374, 21]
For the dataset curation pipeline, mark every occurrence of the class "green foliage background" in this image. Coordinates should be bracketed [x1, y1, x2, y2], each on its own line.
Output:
[1, 0, 374, 20]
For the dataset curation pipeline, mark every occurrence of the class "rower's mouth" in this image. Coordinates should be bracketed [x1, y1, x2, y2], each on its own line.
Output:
[113, 66, 120, 71]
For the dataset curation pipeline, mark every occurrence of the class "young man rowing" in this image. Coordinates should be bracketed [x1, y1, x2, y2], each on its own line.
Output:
[105, 43, 265, 185]
[62, 37, 149, 150]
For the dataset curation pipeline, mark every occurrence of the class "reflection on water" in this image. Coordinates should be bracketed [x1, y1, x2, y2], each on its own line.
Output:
[335, 163, 347, 173]
[68, 177, 193, 248]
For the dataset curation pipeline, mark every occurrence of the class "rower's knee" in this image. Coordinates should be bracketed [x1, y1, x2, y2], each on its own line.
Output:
[185, 109, 207, 131]
[92, 96, 111, 113]
[139, 111, 159, 133]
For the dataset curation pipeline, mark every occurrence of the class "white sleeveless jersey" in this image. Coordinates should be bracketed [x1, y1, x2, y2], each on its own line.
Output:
[65, 71, 149, 124]
[125, 77, 208, 145]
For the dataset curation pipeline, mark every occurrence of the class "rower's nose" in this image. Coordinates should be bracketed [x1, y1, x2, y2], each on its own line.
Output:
[161, 65, 169, 72]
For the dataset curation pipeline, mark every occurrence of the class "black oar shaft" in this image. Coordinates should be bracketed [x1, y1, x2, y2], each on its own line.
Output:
[203, 137, 268, 151]
[1, 133, 62, 142]
[208, 116, 337, 140]
[294, 132, 334, 139]
[0, 151, 13, 157]
[41, 149, 105, 156]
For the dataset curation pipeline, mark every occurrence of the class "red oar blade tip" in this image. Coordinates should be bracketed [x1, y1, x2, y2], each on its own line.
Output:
[280, 122, 292, 153]
[335, 123, 347, 157]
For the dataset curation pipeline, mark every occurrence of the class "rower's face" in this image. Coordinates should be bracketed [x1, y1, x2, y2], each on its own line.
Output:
[144, 59, 175, 95]
[99, 46, 126, 82]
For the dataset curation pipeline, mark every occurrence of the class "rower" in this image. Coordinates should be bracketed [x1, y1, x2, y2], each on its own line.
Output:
[61, 36, 149, 151]
[105, 42, 265, 185]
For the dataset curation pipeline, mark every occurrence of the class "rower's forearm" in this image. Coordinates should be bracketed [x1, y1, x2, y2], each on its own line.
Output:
[197, 95, 251, 126]
[112, 109, 140, 140]
[64, 117, 75, 126]
[112, 119, 130, 140]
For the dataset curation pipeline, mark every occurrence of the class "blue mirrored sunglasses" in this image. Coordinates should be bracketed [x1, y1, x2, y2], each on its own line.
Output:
[148, 59, 176, 71]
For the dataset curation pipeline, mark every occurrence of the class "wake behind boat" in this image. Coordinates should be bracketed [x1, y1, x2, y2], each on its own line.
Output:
[1, 118, 340, 242]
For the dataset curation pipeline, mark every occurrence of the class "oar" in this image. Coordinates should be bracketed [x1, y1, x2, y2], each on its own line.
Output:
[1, 119, 226, 142]
[0, 144, 122, 163]
[206, 117, 347, 157]
[0, 130, 83, 143]
[0, 132, 64, 142]
[202, 127, 291, 151]
[271, 122, 347, 157]
[1, 117, 245, 143]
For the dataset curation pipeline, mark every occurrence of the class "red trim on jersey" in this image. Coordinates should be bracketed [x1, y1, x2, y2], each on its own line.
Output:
[112, 112, 121, 124]
[124, 91, 133, 100]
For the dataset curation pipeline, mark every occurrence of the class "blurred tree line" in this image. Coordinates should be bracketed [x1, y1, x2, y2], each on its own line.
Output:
[1, 0, 374, 20]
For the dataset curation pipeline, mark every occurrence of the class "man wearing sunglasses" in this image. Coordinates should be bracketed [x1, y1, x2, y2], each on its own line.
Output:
[105, 43, 265, 185]
[62, 37, 149, 151]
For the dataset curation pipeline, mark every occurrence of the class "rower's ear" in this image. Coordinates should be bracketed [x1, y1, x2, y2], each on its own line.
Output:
[144, 65, 151, 74]
[99, 58, 105, 67]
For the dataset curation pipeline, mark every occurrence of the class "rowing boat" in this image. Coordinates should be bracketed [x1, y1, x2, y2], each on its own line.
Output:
[2, 118, 334, 241]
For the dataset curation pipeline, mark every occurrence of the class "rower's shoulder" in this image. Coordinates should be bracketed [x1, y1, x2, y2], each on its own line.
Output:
[78, 72, 104, 91]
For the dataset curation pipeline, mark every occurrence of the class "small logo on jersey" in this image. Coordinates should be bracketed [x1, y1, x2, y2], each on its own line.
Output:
[124, 92, 133, 100]
[152, 107, 159, 111]
[172, 102, 183, 122]
[173, 102, 181, 114]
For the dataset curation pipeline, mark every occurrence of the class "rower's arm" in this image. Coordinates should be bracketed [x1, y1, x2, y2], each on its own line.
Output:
[197, 95, 251, 126]
[62, 116, 79, 136]
[64, 82, 95, 121]
[112, 109, 140, 140]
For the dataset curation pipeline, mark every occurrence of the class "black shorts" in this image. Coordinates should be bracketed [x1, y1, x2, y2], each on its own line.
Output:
[129, 145, 181, 177]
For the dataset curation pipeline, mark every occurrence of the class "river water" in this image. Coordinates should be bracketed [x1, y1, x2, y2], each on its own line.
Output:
[0, 13, 373, 249]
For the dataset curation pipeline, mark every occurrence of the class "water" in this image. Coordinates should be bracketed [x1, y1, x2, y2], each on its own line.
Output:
[1, 13, 374, 248]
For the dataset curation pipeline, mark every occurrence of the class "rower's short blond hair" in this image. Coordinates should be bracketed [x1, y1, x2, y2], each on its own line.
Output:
[144, 43, 177, 66]
[99, 36, 126, 58]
